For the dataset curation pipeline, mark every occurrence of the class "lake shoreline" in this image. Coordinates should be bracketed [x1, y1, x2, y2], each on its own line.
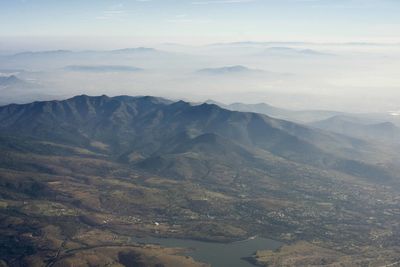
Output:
[132, 235, 283, 267]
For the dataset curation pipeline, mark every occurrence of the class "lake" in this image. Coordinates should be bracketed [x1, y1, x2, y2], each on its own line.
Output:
[132, 236, 283, 267]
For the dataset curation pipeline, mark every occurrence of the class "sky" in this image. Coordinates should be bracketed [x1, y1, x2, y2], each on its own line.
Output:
[1, 0, 400, 112]
[1, 0, 400, 49]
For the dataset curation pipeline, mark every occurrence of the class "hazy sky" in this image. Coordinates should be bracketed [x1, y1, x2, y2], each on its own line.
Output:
[1, 0, 400, 48]
[1, 0, 400, 113]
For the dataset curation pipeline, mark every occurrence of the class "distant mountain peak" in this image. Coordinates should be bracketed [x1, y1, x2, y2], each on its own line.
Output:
[372, 121, 397, 130]
[13, 50, 72, 57]
[0, 75, 25, 87]
[195, 102, 221, 111]
[70, 94, 109, 100]
[197, 65, 262, 75]
[110, 47, 158, 53]
[64, 65, 143, 73]
[262, 47, 332, 56]
[10, 48, 160, 58]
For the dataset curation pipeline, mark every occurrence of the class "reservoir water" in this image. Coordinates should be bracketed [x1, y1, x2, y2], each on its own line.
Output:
[133, 236, 283, 267]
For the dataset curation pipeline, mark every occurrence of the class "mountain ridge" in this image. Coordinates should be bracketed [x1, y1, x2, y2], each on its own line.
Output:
[1, 95, 400, 266]
[196, 65, 264, 75]
[0, 95, 396, 183]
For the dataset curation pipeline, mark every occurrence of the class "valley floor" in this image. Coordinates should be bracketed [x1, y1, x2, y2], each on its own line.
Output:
[1, 144, 400, 266]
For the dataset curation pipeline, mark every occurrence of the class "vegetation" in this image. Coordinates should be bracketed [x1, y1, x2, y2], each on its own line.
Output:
[1, 95, 400, 266]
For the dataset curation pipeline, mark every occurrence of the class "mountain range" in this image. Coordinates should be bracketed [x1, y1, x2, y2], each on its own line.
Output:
[0, 95, 397, 183]
[2, 95, 400, 266]
[311, 115, 400, 144]
[196, 65, 263, 75]
[0, 75, 26, 87]
[9, 47, 160, 58]
[206, 100, 345, 123]
[64, 65, 143, 73]
[258, 47, 333, 57]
